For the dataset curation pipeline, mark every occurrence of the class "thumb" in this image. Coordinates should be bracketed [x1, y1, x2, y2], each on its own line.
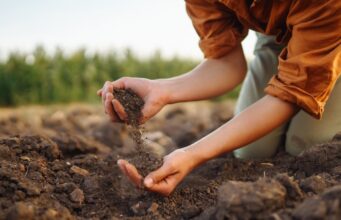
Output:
[144, 164, 174, 188]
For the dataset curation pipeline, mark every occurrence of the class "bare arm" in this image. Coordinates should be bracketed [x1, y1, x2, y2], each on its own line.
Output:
[186, 95, 298, 163]
[118, 95, 298, 195]
[98, 44, 246, 123]
[161, 44, 247, 103]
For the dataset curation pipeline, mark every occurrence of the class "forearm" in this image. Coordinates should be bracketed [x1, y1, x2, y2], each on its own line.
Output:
[159, 44, 247, 104]
[186, 95, 298, 166]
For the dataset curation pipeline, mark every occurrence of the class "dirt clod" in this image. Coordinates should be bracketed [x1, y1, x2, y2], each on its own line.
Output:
[70, 188, 84, 204]
[147, 202, 159, 214]
[202, 178, 287, 219]
[69, 165, 89, 177]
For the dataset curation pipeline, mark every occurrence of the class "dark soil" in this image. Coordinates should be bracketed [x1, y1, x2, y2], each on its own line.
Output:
[113, 88, 163, 177]
[113, 88, 144, 127]
[0, 104, 340, 219]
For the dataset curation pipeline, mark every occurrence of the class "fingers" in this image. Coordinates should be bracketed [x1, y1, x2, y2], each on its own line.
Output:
[101, 81, 113, 104]
[118, 159, 180, 196]
[105, 93, 120, 122]
[143, 163, 174, 188]
[117, 159, 129, 176]
[98, 78, 130, 123]
[117, 160, 143, 188]
[112, 99, 128, 121]
[145, 174, 179, 196]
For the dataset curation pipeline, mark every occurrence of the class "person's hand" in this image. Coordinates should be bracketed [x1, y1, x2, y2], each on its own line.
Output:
[117, 149, 198, 196]
[97, 77, 169, 124]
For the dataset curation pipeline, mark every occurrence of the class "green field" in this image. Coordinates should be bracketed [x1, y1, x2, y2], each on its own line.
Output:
[0, 47, 240, 106]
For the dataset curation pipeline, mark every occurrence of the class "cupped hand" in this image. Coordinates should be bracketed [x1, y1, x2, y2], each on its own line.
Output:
[117, 149, 197, 196]
[97, 77, 169, 124]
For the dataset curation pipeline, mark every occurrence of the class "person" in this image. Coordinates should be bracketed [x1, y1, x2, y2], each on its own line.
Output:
[97, 0, 341, 196]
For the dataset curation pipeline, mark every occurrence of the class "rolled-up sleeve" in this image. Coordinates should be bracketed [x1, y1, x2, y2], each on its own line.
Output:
[185, 0, 248, 58]
[265, 0, 341, 119]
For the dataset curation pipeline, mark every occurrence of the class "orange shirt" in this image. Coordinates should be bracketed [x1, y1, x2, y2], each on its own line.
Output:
[186, 0, 341, 119]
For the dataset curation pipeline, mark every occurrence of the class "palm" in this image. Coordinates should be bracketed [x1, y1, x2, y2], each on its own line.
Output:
[98, 77, 168, 124]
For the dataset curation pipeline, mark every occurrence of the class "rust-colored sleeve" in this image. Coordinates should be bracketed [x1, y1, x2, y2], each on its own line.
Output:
[265, 0, 341, 119]
[185, 0, 248, 58]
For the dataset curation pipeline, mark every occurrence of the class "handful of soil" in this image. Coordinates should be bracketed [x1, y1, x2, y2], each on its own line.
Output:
[113, 88, 163, 177]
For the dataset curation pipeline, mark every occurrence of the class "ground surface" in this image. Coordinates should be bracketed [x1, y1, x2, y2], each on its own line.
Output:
[0, 102, 340, 220]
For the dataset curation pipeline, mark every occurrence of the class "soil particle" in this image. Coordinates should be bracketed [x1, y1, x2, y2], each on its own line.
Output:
[147, 202, 159, 214]
[55, 183, 77, 194]
[130, 201, 150, 215]
[69, 165, 89, 177]
[69, 188, 84, 204]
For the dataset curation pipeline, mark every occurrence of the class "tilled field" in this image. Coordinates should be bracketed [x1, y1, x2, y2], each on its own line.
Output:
[0, 102, 340, 219]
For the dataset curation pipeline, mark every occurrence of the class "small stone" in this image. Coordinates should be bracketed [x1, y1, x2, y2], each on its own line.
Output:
[70, 188, 85, 204]
[70, 165, 90, 176]
[131, 201, 148, 215]
[147, 202, 159, 214]
[66, 161, 71, 166]
[55, 182, 77, 193]
[260, 162, 274, 167]
[18, 164, 25, 172]
[20, 156, 31, 162]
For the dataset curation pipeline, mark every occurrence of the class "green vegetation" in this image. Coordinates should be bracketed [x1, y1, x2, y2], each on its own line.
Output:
[0, 46, 240, 106]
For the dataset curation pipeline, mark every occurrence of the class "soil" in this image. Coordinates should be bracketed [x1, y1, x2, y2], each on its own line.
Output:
[113, 88, 163, 177]
[113, 88, 144, 127]
[0, 103, 340, 220]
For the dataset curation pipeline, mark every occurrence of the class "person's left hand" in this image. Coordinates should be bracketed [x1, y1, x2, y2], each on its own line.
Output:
[117, 149, 197, 196]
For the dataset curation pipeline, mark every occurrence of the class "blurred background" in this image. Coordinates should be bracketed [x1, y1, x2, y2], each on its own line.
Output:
[0, 0, 256, 106]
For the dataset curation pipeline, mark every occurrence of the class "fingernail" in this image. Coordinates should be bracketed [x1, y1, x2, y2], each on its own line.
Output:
[144, 177, 153, 187]
[117, 160, 122, 165]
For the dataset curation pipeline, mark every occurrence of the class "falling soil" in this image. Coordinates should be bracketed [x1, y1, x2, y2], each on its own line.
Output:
[113, 88, 163, 177]
[113, 88, 144, 148]
[0, 104, 340, 219]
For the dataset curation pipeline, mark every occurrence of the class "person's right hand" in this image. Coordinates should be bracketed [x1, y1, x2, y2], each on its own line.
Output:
[117, 148, 199, 196]
[97, 77, 169, 124]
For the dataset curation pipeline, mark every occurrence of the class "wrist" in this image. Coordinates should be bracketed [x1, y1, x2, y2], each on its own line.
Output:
[183, 144, 209, 170]
[154, 78, 177, 104]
